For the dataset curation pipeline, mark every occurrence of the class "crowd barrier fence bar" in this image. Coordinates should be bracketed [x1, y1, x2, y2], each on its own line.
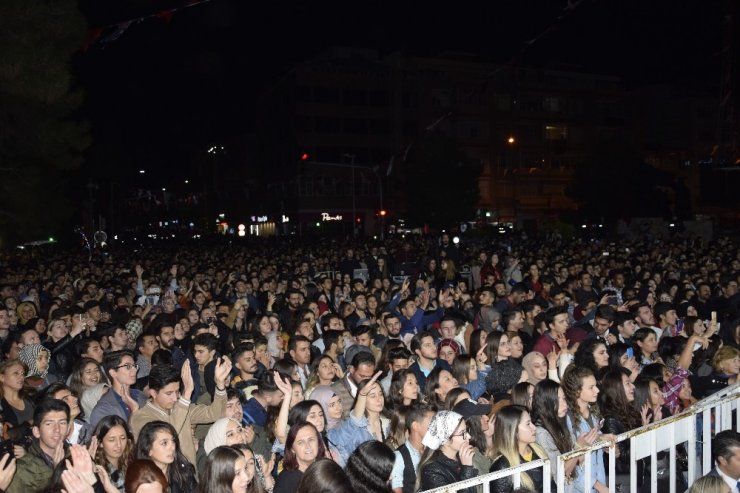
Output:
[419, 458, 550, 493]
[421, 383, 740, 493]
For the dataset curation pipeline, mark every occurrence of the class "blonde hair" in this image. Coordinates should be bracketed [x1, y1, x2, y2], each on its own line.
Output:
[688, 475, 728, 493]
[489, 405, 547, 491]
[712, 346, 740, 373]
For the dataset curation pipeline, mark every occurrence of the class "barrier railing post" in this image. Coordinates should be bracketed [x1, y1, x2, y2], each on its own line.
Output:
[703, 407, 711, 475]
[608, 442, 616, 493]
[668, 422, 676, 493]
[542, 460, 551, 493]
[584, 446, 592, 493]
[630, 436, 638, 493]
[649, 428, 657, 493]
[688, 412, 697, 485]
[556, 455, 566, 493]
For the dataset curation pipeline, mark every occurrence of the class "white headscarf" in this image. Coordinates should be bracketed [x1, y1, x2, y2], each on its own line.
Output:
[422, 410, 463, 451]
[204, 417, 241, 454]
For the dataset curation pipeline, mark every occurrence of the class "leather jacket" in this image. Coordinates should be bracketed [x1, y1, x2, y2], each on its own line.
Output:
[420, 453, 478, 493]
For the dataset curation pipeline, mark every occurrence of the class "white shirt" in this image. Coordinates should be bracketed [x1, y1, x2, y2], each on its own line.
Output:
[716, 466, 740, 493]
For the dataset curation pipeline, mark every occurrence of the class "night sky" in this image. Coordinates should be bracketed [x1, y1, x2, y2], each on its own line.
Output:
[76, 0, 723, 187]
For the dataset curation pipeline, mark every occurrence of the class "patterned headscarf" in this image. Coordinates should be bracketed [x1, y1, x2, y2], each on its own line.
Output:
[125, 318, 143, 341]
[437, 338, 461, 358]
[18, 343, 50, 379]
[422, 410, 463, 450]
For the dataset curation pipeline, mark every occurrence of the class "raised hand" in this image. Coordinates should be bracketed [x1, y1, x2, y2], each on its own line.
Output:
[640, 403, 650, 425]
[576, 427, 600, 448]
[120, 384, 139, 414]
[135, 264, 144, 278]
[214, 356, 233, 389]
[273, 371, 293, 399]
[61, 469, 95, 493]
[181, 362, 194, 397]
[547, 348, 558, 369]
[359, 371, 383, 396]
[52, 441, 66, 466]
[0, 454, 16, 491]
[476, 343, 488, 368]
[86, 436, 98, 459]
[458, 442, 475, 466]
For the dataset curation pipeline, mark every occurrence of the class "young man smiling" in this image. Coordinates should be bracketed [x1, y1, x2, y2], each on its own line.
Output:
[130, 357, 232, 464]
[7, 399, 69, 493]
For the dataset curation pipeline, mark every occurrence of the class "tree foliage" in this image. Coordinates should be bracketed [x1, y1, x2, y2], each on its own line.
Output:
[398, 132, 481, 229]
[0, 1, 89, 246]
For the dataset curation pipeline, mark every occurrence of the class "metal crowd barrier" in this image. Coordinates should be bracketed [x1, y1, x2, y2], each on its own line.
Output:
[421, 383, 740, 493]
[420, 458, 551, 493]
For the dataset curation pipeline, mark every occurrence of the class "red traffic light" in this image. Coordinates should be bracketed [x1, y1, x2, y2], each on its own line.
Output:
[300, 153, 309, 161]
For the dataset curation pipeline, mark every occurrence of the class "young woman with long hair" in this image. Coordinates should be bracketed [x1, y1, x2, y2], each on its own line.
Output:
[417, 410, 478, 493]
[451, 354, 489, 401]
[424, 368, 459, 409]
[0, 359, 33, 426]
[197, 446, 252, 493]
[598, 369, 645, 489]
[92, 415, 136, 492]
[632, 328, 661, 372]
[489, 405, 550, 493]
[531, 379, 591, 492]
[484, 332, 511, 368]
[632, 377, 665, 424]
[327, 374, 390, 465]
[561, 365, 612, 493]
[388, 369, 419, 409]
[303, 355, 341, 398]
[135, 421, 196, 493]
[452, 397, 496, 479]
[68, 357, 106, 398]
[573, 339, 610, 384]
[607, 343, 639, 382]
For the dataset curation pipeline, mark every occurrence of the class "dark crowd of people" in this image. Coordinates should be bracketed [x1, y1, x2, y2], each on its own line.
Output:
[0, 231, 737, 493]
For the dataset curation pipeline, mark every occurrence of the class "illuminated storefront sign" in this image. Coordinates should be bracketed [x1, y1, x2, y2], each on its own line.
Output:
[321, 212, 343, 221]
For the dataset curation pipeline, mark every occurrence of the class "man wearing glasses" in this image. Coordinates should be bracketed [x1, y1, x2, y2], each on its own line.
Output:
[89, 350, 147, 429]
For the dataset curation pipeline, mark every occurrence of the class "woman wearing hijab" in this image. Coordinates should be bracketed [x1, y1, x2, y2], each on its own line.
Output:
[18, 343, 56, 388]
[416, 410, 478, 493]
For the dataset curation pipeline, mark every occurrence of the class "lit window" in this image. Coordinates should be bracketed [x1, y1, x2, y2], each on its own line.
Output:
[544, 125, 568, 140]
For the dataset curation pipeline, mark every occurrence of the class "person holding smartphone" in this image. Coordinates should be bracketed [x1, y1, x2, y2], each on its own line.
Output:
[562, 365, 616, 493]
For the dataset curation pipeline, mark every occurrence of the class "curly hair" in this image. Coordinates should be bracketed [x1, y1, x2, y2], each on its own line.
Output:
[573, 339, 608, 382]
[561, 365, 600, 430]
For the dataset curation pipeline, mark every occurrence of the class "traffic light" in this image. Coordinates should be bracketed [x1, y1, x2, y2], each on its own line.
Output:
[379, 209, 387, 217]
[300, 153, 309, 161]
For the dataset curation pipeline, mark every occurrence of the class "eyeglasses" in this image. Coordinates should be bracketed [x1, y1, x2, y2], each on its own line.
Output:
[450, 430, 470, 439]
[114, 363, 139, 371]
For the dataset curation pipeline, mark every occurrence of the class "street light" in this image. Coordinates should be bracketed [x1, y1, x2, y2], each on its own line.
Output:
[507, 136, 516, 144]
